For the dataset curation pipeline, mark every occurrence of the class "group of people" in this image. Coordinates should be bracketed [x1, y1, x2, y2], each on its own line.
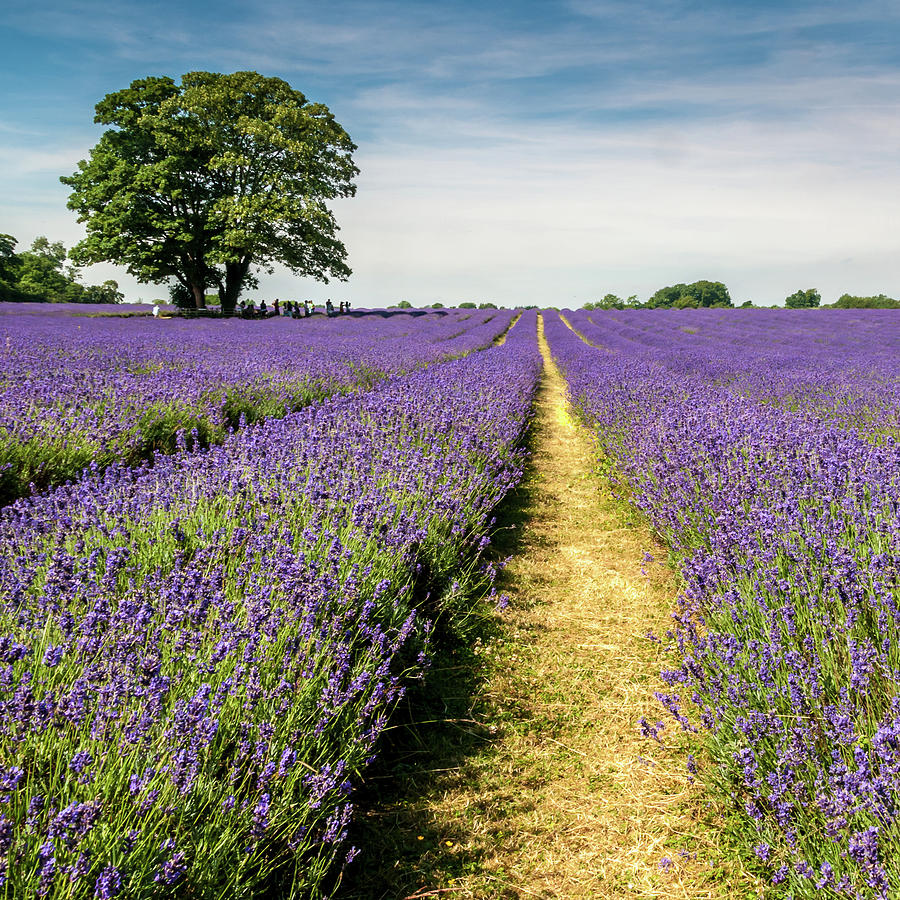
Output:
[236, 298, 352, 319]
[324, 299, 352, 317]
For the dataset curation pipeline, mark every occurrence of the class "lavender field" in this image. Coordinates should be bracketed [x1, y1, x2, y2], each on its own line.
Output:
[4, 304, 900, 898]
[1, 307, 538, 897]
[546, 309, 900, 898]
[2, 305, 517, 507]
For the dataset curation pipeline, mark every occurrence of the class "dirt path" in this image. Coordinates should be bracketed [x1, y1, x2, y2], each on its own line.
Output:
[341, 315, 751, 899]
[493, 311, 521, 346]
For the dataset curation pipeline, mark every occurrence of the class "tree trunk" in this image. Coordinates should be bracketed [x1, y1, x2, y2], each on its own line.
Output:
[191, 281, 206, 309]
[220, 258, 251, 315]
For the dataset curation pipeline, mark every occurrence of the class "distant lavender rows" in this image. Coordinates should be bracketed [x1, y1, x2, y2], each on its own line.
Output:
[0, 304, 165, 318]
[564, 307, 900, 437]
[544, 309, 900, 898]
[5, 308, 515, 505]
[0, 311, 541, 898]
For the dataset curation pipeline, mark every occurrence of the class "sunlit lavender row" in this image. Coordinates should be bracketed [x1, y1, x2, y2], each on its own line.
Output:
[0, 311, 539, 898]
[564, 307, 900, 438]
[545, 309, 900, 898]
[3, 306, 516, 505]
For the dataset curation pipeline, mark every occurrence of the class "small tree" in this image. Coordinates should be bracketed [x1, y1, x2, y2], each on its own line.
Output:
[458, 301, 476, 309]
[785, 288, 821, 308]
[584, 294, 625, 310]
[478, 302, 498, 309]
[16, 238, 84, 302]
[82, 280, 125, 304]
[396, 300, 412, 308]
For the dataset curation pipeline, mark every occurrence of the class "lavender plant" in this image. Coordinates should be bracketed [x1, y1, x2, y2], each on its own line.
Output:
[0, 311, 539, 898]
[2, 308, 516, 505]
[564, 307, 900, 439]
[546, 309, 900, 898]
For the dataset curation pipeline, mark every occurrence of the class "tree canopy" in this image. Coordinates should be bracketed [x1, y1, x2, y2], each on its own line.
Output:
[582, 293, 640, 310]
[0, 235, 21, 296]
[830, 293, 899, 309]
[62, 71, 358, 313]
[646, 280, 733, 309]
[0, 234, 123, 303]
[785, 288, 821, 308]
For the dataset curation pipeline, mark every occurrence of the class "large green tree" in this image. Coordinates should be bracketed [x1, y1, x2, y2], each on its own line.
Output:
[62, 71, 358, 313]
[647, 280, 733, 308]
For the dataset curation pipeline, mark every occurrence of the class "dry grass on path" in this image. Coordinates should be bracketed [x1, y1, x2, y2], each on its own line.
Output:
[338, 315, 756, 900]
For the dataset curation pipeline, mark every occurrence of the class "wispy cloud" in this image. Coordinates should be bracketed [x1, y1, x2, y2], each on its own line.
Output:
[0, 143, 90, 179]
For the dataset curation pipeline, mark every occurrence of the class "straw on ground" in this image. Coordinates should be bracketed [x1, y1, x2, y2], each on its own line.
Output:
[341, 314, 756, 899]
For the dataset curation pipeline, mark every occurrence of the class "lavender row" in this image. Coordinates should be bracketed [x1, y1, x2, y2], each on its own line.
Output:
[564, 308, 900, 440]
[0, 311, 540, 898]
[544, 310, 900, 898]
[3, 308, 515, 506]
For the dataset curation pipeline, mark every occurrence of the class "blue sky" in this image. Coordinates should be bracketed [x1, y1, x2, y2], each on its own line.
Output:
[2, 0, 900, 306]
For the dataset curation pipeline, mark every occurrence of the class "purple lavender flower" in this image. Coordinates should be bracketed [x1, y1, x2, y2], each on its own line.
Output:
[69, 750, 92, 774]
[93, 866, 122, 898]
[154, 851, 187, 886]
[277, 748, 297, 777]
[251, 793, 271, 838]
[544, 307, 900, 888]
[42, 644, 65, 667]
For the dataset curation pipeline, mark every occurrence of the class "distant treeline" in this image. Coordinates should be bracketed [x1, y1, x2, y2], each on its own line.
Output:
[581, 282, 899, 310]
[828, 293, 900, 309]
[0, 234, 123, 303]
[393, 301, 501, 310]
[583, 280, 734, 310]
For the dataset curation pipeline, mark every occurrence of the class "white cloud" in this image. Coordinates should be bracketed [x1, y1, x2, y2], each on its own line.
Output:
[0, 144, 90, 180]
[6, 96, 898, 308]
